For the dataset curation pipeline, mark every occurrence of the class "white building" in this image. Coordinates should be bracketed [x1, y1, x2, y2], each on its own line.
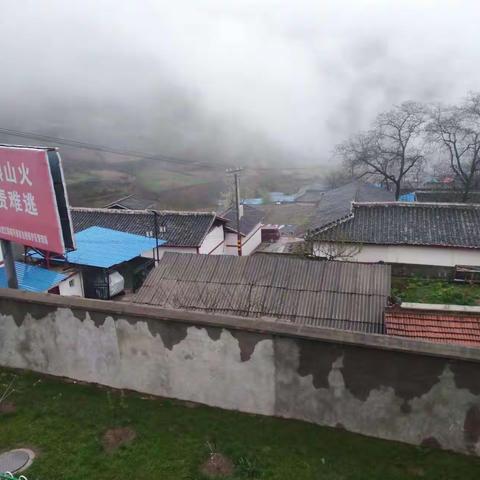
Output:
[222, 205, 264, 256]
[308, 202, 480, 271]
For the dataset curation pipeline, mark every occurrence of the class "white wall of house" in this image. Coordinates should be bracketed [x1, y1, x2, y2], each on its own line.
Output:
[58, 272, 84, 297]
[198, 225, 225, 255]
[225, 224, 262, 256]
[314, 242, 480, 267]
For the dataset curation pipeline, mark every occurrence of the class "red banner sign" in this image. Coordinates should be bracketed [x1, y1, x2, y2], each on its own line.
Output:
[0, 146, 67, 254]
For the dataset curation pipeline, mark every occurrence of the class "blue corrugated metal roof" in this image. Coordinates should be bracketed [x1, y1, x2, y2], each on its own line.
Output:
[399, 192, 417, 202]
[269, 192, 296, 203]
[242, 198, 264, 206]
[63, 226, 162, 268]
[0, 261, 66, 292]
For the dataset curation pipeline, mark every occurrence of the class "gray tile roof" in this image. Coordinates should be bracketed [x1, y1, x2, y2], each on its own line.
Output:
[294, 182, 329, 203]
[415, 190, 480, 203]
[310, 202, 480, 249]
[70, 207, 222, 248]
[134, 252, 391, 333]
[309, 182, 395, 231]
[105, 194, 155, 210]
[222, 205, 265, 236]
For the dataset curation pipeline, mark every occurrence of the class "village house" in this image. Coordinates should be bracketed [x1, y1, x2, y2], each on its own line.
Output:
[27, 226, 160, 299]
[222, 204, 264, 255]
[71, 207, 228, 258]
[308, 202, 480, 276]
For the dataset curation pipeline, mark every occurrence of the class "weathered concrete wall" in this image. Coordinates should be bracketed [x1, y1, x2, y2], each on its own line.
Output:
[1, 289, 480, 455]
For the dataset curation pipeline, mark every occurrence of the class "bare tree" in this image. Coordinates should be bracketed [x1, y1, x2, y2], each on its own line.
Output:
[310, 240, 362, 261]
[323, 166, 354, 189]
[338, 102, 427, 199]
[299, 232, 362, 261]
[427, 93, 480, 202]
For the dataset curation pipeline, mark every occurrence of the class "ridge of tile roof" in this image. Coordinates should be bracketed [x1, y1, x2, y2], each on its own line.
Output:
[72, 206, 219, 216]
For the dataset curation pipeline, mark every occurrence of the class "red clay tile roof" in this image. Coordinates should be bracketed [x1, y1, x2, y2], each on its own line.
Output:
[385, 306, 480, 347]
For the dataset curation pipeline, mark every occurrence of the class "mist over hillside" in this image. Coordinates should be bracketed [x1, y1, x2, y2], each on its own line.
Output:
[1, 1, 480, 167]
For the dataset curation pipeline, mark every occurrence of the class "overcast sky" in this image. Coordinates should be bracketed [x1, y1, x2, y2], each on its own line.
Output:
[1, 0, 479, 165]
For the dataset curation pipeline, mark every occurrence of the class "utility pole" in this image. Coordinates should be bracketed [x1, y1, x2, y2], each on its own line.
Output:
[152, 210, 160, 265]
[1, 240, 18, 289]
[226, 167, 243, 256]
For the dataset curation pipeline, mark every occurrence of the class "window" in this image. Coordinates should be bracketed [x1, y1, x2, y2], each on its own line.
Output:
[69, 279, 75, 287]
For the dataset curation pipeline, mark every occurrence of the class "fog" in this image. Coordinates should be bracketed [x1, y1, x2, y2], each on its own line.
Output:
[1, 0, 479, 166]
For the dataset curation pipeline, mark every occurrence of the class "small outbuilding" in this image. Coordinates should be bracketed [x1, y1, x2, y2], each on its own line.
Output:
[30, 226, 161, 299]
[308, 202, 480, 277]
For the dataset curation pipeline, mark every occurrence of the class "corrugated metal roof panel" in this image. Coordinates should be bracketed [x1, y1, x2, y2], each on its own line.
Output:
[65, 227, 161, 268]
[134, 253, 391, 333]
[0, 262, 66, 292]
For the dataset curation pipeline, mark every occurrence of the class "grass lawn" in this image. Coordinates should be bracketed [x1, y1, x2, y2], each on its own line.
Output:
[1, 368, 480, 480]
[392, 277, 480, 305]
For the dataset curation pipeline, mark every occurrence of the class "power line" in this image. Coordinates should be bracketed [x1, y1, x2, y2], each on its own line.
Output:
[0, 126, 320, 172]
[0, 126, 225, 169]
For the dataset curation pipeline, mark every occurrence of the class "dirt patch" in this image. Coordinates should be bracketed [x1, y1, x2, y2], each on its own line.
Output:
[0, 401, 16, 414]
[102, 427, 136, 453]
[200, 453, 234, 478]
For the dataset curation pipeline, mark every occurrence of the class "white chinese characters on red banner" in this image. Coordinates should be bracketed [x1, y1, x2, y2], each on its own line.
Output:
[0, 146, 66, 254]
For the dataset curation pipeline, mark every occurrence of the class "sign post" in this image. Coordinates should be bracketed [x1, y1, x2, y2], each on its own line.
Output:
[226, 167, 243, 256]
[0, 239, 18, 288]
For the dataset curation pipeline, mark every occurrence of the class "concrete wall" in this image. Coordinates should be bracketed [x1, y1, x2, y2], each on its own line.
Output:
[1, 289, 480, 456]
[314, 242, 480, 267]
